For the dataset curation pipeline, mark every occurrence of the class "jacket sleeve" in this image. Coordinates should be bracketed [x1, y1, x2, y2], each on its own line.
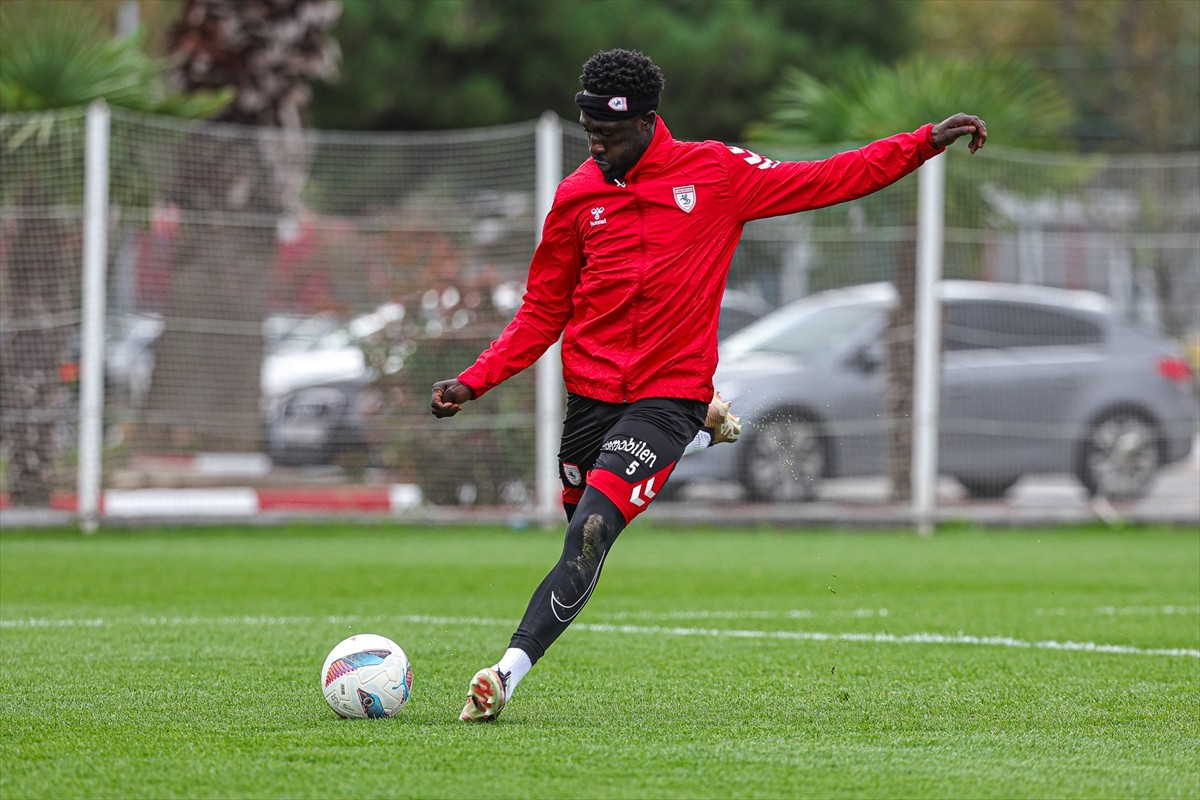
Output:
[457, 196, 580, 398]
[727, 124, 944, 222]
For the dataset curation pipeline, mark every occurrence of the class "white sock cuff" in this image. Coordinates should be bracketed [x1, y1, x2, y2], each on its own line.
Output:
[494, 648, 533, 701]
[497, 647, 532, 675]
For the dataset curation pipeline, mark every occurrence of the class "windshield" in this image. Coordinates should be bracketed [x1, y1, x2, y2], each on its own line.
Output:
[721, 302, 883, 360]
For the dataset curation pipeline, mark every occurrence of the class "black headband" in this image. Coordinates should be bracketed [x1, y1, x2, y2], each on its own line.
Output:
[575, 91, 659, 121]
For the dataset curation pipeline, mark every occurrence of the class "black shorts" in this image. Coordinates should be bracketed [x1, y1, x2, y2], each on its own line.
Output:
[557, 394, 706, 522]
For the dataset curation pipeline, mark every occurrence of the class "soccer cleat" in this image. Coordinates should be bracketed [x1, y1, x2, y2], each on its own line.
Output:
[705, 392, 741, 445]
[459, 667, 507, 722]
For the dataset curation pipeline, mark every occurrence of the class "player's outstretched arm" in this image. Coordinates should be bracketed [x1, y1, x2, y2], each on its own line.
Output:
[932, 113, 987, 153]
[431, 379, 474, 418]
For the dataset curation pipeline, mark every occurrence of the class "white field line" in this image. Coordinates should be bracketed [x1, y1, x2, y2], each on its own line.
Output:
[2, 611, 1196, 659]
[1034, 605, 1199, 617]
[601, 608, 892, 620]
[570, 623, 1200, 659]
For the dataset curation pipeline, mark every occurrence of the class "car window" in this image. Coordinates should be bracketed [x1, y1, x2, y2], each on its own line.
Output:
[722, 303, 883, 359]
[944, 301, 1104, 351]
[718, 306, 764, 341]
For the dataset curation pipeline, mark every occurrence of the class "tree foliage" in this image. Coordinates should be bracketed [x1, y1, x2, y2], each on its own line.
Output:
[309, 0, 919, 141]
[748, 55, 1075, 149]
[918, 0, 1200, 152]
[0, 1, 228, 115]
[166, 0, 340, 128]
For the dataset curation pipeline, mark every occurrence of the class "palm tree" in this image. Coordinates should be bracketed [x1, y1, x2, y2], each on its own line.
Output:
[748, 56, 1074, 501]
[0, 2, 228, 506]
[134, 0, 341, 455]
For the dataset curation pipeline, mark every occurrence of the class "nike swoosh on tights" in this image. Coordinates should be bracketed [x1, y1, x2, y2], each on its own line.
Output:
[550, 552, 606, 623]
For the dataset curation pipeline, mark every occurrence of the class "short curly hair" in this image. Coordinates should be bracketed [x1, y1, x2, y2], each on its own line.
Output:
[579, 49, 665, 99]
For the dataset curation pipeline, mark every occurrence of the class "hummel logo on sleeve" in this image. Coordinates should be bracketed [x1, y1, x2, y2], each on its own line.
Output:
[727, 146, 780, 170]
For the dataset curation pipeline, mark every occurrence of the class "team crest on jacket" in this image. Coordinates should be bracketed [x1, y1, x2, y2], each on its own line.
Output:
[673, 185, 696, 213]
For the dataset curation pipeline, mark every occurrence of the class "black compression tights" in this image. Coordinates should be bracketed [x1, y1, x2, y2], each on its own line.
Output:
[507, 487, 627, 663]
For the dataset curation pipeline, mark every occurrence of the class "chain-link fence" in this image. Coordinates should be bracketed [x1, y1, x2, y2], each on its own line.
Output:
[1, 106, 1196, 526]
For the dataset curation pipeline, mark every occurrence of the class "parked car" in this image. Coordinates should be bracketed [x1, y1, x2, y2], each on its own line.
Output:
[718, 288, 773, 340]
[100, 306, 391, 467]
[262, 304, 402, 467]
[670, 281, 1197, 502]
[104, 310, 361, 410]
[264, 377, 376, 467]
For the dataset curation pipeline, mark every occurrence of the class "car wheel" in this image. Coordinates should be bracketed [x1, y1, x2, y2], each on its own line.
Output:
[1076, 410, 1161, 500]
[956, 475, 1019, 499]
[742, 414, 825, 502]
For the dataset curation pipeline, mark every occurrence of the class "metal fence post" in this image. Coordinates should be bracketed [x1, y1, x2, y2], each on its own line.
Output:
[534, 112, 564, 526]
[78, 100, 111, 533]
[912, 152, 946, 535]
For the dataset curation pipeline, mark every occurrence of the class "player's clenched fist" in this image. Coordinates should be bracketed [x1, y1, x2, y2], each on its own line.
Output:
[430, 379, 474, 418]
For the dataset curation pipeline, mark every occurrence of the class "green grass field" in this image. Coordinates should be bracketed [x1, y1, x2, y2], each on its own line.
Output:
[1, 522, 1197, 799]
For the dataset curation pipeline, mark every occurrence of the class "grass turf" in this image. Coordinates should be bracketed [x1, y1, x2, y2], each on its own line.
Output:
[1, 522, 1197, 799]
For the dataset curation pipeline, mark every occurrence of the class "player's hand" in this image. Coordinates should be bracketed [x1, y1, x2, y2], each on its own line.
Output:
[431, 379, 474, 418]
[932, 113, 987, 154]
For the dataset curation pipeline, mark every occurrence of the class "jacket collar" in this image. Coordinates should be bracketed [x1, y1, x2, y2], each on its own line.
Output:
[591, 116, 673, 186]
[623, 116, 672, 183]
[624, 116, 672, 183]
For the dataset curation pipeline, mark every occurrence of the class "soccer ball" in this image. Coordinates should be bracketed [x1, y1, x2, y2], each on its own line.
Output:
[320, 633, 413, 719]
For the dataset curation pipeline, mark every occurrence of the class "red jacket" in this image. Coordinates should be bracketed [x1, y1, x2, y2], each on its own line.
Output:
[459, 117, 943, 404]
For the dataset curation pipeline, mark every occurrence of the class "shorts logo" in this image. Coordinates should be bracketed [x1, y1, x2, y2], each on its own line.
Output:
[673, 185, 696, 213]
[601, 437, 658, 469]
[563, 463, 582, 486]
[607, 96, 628, 112]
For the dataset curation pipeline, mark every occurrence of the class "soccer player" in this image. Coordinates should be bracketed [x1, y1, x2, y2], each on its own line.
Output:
[431, 48, 986, 722]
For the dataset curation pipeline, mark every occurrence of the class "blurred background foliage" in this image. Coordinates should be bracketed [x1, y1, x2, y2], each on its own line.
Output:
[303, 0, 917, 142]
[6, 0, 1195, 152]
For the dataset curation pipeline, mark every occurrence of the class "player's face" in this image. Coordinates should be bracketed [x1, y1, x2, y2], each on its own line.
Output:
[580, 111, 656, 183]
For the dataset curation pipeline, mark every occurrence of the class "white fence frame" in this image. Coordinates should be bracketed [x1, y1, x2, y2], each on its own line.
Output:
[72, 110, 949, 531]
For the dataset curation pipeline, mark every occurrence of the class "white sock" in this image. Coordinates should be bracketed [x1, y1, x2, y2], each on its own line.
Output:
[493, 648, 533, 701]
[682, 429, 712, 457]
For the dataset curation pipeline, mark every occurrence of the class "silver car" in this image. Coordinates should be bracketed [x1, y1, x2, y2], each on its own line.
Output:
[671, 281, 1197, 501]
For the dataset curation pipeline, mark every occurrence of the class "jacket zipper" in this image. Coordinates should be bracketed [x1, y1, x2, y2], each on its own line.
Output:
[626, 180, 647, 404]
